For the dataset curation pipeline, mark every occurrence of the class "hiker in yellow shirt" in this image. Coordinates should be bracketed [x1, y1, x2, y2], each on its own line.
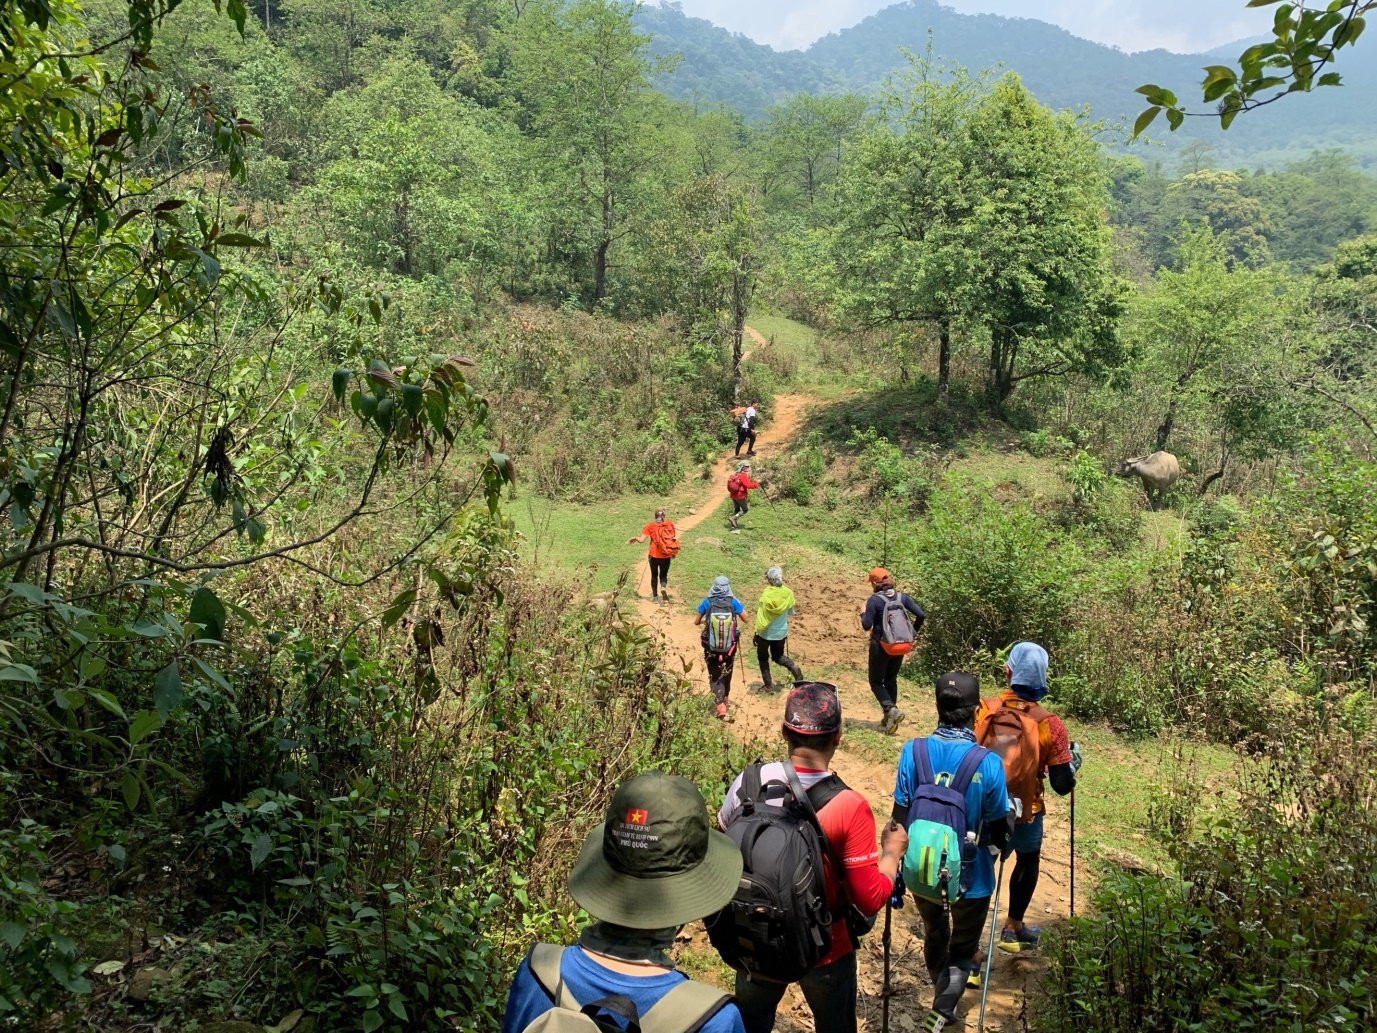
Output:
[754, 566, 804, 692]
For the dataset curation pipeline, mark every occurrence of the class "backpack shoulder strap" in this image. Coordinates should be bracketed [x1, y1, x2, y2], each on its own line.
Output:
[641, 978, 731, 1033]
[910, 738, 936, 788]
[741, 762, 765, 813]
[806, 772, 847, 814]
[949, 744, 990, 796]
[528, 944, 580, 1011]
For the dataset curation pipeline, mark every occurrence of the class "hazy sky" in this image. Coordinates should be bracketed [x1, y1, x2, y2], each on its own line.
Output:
[666, 1, 1263, 54]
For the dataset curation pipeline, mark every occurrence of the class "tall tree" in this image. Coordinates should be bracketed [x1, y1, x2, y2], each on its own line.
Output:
[507, 0, 672, 307]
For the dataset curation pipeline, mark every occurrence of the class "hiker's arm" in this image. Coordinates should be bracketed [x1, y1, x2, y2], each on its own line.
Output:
[628, 534, 646, 544]
[859, 597, 877, 631]
[1045, 716, 1076, 796]
[839, 807, 905, 915]
[904, 596, 926, 628]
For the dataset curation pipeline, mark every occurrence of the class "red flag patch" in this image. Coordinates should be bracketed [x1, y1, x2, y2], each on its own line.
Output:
[625, 808, 649, 826]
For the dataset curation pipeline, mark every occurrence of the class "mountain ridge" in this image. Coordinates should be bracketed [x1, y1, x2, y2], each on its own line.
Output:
[636, 1, 1376, 166]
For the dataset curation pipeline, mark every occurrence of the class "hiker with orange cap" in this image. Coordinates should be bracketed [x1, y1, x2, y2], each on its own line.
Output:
[628, 508, 680, 602]
[859, 568, 926, 734]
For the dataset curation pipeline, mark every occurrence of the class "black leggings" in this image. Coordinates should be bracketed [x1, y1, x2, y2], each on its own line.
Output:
[754, 634, 802, 687]
[915, 895, 991, 1019]
[706, 650, 736, 704]
[648, 556, 670, 595]
[867, 638, 903, 709]
[1008, 850, 1041, 923]
[735, 427, 756, 456]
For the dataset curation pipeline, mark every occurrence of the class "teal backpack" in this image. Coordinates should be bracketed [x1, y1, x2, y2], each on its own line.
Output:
[900, 739, 989, 903]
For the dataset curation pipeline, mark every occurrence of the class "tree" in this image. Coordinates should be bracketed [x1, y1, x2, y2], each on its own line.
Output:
[832, 68, 1122, 405]
[506, 0, 672, 307]
[760, 93, 868, 211]
[1136, 0, 1372, 133]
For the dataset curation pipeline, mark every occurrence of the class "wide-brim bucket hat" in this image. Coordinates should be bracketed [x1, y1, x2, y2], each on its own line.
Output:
[568, 771, 742, 929]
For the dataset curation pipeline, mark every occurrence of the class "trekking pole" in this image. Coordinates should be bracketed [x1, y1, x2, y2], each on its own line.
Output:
[1070, 788, 1076, 919]
[881, 894, 893, 1033]
[977, 851, 1009, 1033]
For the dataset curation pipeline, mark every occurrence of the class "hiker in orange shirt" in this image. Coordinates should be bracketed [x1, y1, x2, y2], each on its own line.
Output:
[628, 509, 680, 602]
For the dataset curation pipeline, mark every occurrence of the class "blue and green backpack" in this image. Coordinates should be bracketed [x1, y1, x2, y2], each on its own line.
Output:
[900, 739, 989, 904]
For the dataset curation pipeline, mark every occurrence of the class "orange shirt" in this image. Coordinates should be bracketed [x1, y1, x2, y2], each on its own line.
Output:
[642, 521, 677, 560]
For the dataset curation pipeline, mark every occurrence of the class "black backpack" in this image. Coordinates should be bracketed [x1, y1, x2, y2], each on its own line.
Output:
[706, 762, 852, 985]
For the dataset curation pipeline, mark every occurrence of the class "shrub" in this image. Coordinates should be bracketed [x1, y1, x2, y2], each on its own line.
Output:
[1037, 721, 1377, 1033]
[896, 476, 1083, 673]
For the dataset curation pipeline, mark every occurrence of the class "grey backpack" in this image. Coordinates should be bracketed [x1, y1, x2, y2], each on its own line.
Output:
[523, 944, 729, 1033]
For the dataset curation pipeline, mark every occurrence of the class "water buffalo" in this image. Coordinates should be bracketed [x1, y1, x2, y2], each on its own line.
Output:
[1111, 451, 1181, 510]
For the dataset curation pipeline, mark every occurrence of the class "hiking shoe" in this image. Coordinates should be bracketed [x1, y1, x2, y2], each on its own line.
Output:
[881, 706, 906, 734]
[997, 925, 1041, 953]
[715, 702, 728, 720]
[966, 968, 981, 991]
[920, 1009, 953, 1033]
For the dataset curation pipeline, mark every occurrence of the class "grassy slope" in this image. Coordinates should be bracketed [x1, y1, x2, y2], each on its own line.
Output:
[513, 312, 1234, 873]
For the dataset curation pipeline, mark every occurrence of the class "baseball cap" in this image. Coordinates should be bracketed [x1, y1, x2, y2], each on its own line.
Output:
[868, 567, 891, 587]
[935, 671, 980, 713]
[783, 681, 842, 735]
[567, 772, 742, 929]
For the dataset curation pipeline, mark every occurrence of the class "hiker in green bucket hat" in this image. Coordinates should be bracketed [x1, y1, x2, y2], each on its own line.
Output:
[500, 771, 746, 1032]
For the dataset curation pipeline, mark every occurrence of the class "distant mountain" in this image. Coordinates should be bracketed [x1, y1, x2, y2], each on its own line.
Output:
[635, 1, 1377, 167]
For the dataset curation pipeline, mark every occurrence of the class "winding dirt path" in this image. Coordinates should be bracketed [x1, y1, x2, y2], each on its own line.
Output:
[629, 331, 1069, 1032]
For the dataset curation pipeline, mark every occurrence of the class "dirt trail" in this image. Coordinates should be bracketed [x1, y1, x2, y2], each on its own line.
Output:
[628, 331, 1070, 1032]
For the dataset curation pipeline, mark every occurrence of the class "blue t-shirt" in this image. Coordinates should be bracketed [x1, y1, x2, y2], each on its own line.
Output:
[892, 729, 1011, 900]
[696, 596, 745, 617]
[500, 946, 744, 1033]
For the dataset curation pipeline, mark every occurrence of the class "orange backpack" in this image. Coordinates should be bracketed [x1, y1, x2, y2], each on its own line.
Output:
[976, 697, 1046, 825]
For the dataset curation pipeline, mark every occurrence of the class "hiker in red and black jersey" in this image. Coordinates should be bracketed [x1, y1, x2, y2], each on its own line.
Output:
[718, 682, 908, 1033]
[726, 461, 761, 532]
[627, 508, 679, 602]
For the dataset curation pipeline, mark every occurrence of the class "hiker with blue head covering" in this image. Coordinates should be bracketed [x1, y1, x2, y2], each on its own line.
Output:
[695, 576, 746, 720]
[974, 641, 1083, 953]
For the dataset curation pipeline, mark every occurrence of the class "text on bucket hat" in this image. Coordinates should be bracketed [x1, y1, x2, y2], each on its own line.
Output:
[783, 681, 842, 735]
[868, 567, 891, 587]
[567, 772, 742, 929]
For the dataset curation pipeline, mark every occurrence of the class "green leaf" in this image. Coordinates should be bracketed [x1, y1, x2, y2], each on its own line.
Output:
[88, 688, 126, 720]
[212, 232, 266, 248]
[1132, 106, 1161, 137]
[153, 661, 182, 719]
[1165, 107, 1185, 130]
[0, 662, 38, 684]
[332, 368, 352, 403]
[1316, 71, 1343, 87]
[401, 383, 424, 417]
[249, 833, 272, 871]
[128, 710, 163, 746]
[189, 586, 226, 641]
[381, 588, 415, 631]
[363, 1010, 383, 1033]
[1246, 0, 1284, 6]
[121, 770, 141, 811]
[0, 922, 25, 950]
[1335, 16, 1365, 47]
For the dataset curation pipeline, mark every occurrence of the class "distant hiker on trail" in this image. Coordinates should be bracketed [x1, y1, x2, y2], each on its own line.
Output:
[754, 565, 803, 692]
[975, 641, 1081, 954]
[500, 771, 746, 1033]
[732, 401, 759, 458]
[859, 567, 926, 734]
[711, 682, 908, 1033]
[628, 508, 680, 602]
[892, 672, 1012, 1033]
[726, 461, 761, 532]
[694, 576, 745, 720]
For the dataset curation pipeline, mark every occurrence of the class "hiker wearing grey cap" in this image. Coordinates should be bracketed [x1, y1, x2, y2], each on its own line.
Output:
[695, 576, 745, 720]
[726, 461, 761, 532]
[501, 771, 746, 1032]
[754, 566, 803, 692]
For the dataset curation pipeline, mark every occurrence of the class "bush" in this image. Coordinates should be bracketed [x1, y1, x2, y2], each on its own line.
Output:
[1037, 721, 1377, 1033]
[896, 476, 1083, 673]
